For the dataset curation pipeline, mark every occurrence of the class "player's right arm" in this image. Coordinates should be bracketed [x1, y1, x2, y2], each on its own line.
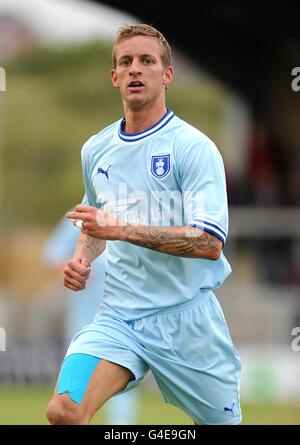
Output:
[63, 230, 106, 292]
[64, 134, 106, 291]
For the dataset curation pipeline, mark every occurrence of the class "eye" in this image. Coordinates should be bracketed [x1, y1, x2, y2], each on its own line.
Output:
[143, 58, 153, 65]
[120, 59, 130, 66]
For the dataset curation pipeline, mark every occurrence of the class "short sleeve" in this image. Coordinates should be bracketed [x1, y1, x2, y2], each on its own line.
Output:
[81, 137, 97, 207]
[178, 138, 229, 246]
[80, 193, 89, 206]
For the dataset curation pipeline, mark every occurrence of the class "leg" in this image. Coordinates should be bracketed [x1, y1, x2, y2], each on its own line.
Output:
[46, 356, 134, 425]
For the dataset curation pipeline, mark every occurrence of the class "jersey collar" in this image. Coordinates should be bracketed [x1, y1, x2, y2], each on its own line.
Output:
[118, 109, 175, 143]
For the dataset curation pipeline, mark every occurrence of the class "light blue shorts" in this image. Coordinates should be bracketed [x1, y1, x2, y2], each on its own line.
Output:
[63, 291, 242, 425]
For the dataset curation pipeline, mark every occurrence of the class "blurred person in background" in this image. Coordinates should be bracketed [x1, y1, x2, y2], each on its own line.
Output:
[44, 205, 139, 425]
[46, 24, 241, 425]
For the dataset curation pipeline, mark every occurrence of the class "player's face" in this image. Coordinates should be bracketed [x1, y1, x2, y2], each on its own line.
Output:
[111, 36, 173, 111]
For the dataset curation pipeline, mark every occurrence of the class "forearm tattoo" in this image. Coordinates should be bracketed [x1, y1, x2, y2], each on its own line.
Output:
[121, 226, 221, 259]
[77, 235, 105, 261]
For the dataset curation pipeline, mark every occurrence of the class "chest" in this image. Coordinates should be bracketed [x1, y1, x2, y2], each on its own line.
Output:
[89, 137, 183, 225]
[91, 139, 181, 206]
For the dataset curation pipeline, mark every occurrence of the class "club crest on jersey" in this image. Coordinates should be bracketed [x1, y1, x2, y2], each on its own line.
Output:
[151, 154, 170, 179]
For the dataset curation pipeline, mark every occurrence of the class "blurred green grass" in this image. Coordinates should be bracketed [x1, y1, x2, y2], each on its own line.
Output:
[0, 385, 299, 425]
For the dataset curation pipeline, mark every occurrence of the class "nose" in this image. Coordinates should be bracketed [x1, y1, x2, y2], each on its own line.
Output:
[129, 57, 142, 76]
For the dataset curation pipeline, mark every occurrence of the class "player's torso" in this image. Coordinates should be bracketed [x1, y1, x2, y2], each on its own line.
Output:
[84, 114, 232, 319]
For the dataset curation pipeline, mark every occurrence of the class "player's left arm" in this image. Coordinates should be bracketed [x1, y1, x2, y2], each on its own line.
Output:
[119, 224, 222, 260]
[66, 206, 222, 260]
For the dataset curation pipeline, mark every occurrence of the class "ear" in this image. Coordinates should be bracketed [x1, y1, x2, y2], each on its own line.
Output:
[162, 65, 174, 88]
[111, 69, 119, 88]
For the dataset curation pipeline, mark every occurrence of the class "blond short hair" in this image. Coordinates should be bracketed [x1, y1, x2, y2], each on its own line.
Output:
[112, 24, 173, 69]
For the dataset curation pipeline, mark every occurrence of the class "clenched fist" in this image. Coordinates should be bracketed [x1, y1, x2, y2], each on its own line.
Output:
[63, 257, 91, 291]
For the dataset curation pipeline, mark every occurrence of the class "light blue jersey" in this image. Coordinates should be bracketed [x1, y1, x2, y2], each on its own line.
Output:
[82, 109, 231, 320]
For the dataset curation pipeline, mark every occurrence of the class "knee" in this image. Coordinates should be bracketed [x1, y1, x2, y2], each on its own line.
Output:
[46, 400, 64, 425]
[46, 396, 86, 425]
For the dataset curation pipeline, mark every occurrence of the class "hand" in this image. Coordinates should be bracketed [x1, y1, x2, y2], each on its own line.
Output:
[66, 204, 124, 240]
[63, 257, 91, 291]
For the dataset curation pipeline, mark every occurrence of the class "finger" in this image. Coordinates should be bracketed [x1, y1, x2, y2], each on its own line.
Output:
[64, 266, 91, 280]
[70, 261, 91, 275]
[74, 204, 93, 213]
[64, 272, 87, 287]
[64, 282, 86, 292]
[64, 266, 91, 278]
[64, 268, 89, 284]
[66, 211, 86, 220]
[64, 281, 82, 291]
[66, 204, 87, 214]
[64, 276, 86, 291]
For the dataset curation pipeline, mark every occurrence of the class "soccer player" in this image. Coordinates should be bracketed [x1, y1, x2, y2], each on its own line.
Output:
[46, 24, 242, 425]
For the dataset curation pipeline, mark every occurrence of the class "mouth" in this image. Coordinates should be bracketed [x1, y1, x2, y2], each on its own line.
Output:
[128, 81, 145, 91]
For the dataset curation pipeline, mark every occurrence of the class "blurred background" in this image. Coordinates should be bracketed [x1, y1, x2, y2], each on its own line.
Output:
[0, 0, 300, 424]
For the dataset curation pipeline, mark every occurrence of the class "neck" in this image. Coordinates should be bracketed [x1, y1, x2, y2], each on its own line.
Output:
[123, 102, 168, 134]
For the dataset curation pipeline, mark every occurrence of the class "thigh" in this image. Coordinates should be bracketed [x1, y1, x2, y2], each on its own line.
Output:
[65, 314, 149, 392]
[134, 292, 242, 425]
[50, 354, 134, 422]
[49, 315, 149, 422]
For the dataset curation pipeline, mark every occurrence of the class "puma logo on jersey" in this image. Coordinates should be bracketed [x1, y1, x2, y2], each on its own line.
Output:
[97, 165, 111, 180]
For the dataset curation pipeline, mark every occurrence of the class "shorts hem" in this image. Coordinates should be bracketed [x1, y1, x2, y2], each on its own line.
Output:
[164, 400, 242, 425]
[65, 350, 144, 394]
[193, 415, 242, 426]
